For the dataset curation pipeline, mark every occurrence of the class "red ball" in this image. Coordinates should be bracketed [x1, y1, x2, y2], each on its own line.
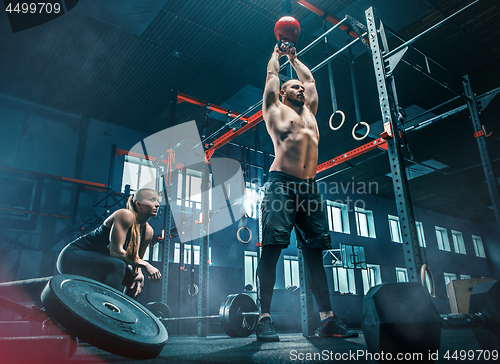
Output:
[274, 16, 300, 43]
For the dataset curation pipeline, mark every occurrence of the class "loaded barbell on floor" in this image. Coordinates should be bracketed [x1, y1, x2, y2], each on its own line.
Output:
[0, 274, 168, 360]
[148, 293, 259, 337]
[362, 280, 500, 363]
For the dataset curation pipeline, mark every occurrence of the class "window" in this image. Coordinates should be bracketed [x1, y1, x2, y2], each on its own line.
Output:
[416, 221, 426, 247]
[326, 201, 350, 234]
[435, 227, 451, 251]
[174, 243, 211, 265]
[451, 230, 466, 254]
[332, 266, 356, 294]
[395, 267, 408, 282]
[341, 245, 366, 269]
[460, 274, 471, 280]
[176, 169, 203, 209]
[443, 272, 457, 297]
[355, 207, 376, 238]
[143, 239, 161, 262]
[244, 251, 258, 290]
[388, 215, 402, 243]
[422, 268, 433, 295]
[362, 264, 382, 294]
[284, 255, 300, 288]
[122, 155, 161, 192]
[244, 182, 262, 219]
[472, 235, 486, 258]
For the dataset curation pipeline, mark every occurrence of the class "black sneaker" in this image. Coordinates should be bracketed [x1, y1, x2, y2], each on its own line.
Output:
[315, 316, 358, 338]
[256, 317, 279, 342]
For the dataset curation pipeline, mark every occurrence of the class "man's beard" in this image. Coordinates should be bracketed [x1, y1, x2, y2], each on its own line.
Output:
[289, 95, 304, 107]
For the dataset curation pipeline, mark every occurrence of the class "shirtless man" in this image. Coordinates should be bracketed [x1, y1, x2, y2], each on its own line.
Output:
[255, 43, 358, 342]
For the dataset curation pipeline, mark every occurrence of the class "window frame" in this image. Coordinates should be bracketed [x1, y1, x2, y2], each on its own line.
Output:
[121, 155, 161, 193]
[435, 226, 451, 251]
[284, 255, 300, 288]
[244, 251, 258, 291]
[472, 235, 486, 258]
[362, 264, 382, 295]
[355, 206, 376, 238]
[388, 215, 402, 243]
[395, 267, 408, 282]
[416, 221, 426, 247]
[332, 266, 356, 294]
[451, 230, 466, 254]
[326, 201, 350, 234]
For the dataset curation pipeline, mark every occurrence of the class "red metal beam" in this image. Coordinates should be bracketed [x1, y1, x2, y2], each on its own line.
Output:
[297, 0, 360, 40]
[204, 110, 264, 163]
[116, 148, 170, 164]
[0, 207, 71, 219]
[0, 165, 107, 189]
[177, 92, 249, 121]
[175, 94, 387, 172]
[316, 137, 387, 173]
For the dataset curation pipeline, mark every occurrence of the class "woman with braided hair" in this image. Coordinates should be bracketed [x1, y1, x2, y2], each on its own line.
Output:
[57, 188, 161, 298]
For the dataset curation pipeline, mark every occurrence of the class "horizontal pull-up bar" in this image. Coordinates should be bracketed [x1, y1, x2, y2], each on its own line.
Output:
[201, 34, 368, 163]
[384, 0, 482, 60]
[311, 35, 364, 73]
[280, 17, 348, 70]
[406, 86, 500, 133]
[383, 24, 464, 83]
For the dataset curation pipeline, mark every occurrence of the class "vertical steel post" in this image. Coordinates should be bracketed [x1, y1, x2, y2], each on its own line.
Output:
[463, 75, 500, 234]
[160, 179, 172, 309]
[365, 7, 423, 282]
[298, 247, 316, 336]
[198, 165, 210, 337]
[179, 168, 187, 324]
[106, 144, 117, 212]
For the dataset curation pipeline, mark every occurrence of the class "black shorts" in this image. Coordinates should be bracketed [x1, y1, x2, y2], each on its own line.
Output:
[261, 171, 332, 250]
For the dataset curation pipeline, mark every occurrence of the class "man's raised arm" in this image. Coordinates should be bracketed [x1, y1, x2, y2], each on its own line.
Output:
[263, 45, 284, 116]
[288, 51, 318, 115]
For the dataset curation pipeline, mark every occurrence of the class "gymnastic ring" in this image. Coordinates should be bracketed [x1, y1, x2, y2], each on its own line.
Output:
[329, 110, 345, 131]
[421, 264, 436, 298]
[237, 226, 252, 244]
[352, 121, 370, 141]
[187, 284, 199, 296]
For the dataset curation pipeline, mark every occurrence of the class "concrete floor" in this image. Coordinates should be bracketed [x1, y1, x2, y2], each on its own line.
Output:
[69, 329, 490, 364]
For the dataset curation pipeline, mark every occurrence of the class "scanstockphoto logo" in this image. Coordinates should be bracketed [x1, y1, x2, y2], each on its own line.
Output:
[127, 120, 246, 244]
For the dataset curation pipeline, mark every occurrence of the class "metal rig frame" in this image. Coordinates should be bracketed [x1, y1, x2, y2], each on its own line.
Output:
[163, 0, 499, 338]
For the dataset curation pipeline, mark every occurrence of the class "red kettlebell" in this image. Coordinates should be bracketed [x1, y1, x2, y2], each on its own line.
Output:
[274, 16, 300, 44]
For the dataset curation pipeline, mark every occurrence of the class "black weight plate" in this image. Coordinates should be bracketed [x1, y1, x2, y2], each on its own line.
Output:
[41, 275, 168, 359]
[146, 302, 172, 329]
[219, 294, 237, 337]
[220, 293, 257, 337]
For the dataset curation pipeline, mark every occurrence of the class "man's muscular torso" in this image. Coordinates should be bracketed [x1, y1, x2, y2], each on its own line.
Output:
[266, 103, 319, 179]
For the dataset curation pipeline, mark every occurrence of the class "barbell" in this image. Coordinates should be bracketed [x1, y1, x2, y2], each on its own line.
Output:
[147, 292, 259, 337]
[362, 280, 500, 362]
